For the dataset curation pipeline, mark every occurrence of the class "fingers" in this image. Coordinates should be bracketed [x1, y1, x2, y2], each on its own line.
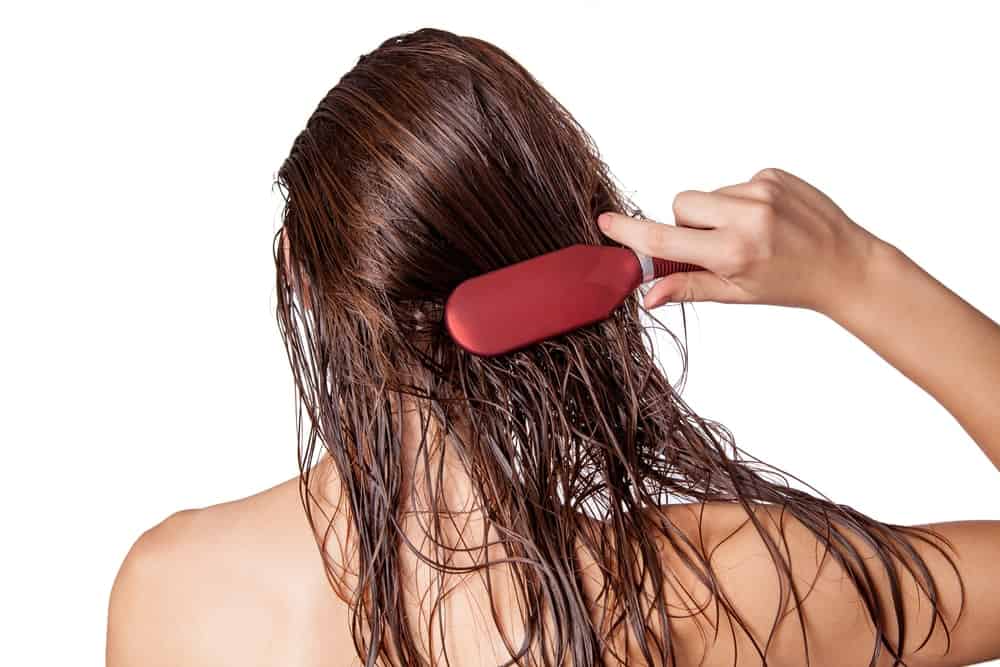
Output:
[710, 168, 807, 205]
[598, 188, 767, 269]
[597, 212, 725, 269]
[750, 167, 785, 183]
[598, 167, 815, 310]
[642, 270, 746, 308]
[671, 190, 750, 229]
[712, 181, 773, 200]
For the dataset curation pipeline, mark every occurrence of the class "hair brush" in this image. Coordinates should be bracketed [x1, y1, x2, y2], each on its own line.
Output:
[444, 243, 702, 356]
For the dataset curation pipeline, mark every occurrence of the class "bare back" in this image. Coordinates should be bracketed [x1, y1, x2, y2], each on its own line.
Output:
[107, 462, 1000, 666]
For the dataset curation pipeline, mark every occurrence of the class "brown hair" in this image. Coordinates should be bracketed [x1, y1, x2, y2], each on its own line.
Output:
[273, 27, 961, 666]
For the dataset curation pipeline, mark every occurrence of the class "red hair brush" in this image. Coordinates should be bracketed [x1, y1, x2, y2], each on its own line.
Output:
[444, 244, 701, 356]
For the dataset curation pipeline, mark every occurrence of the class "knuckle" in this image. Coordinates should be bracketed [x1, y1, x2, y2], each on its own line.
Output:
[650, 222, 672, 254]
[751, 167, 782, 183]
[750, 180, 782, 203]
[680, 279, 699, 303]
[671, 190, 693, 217]
[725, 229, 768, 272]
[725, 245, 751, 273]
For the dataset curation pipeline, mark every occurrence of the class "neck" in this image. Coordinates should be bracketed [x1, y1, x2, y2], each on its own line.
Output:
[306, 393, 486, 546]
[395, 393, 481, 521]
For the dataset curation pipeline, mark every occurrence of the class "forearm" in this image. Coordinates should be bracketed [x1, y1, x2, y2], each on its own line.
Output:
[823, 239, 1000, 471]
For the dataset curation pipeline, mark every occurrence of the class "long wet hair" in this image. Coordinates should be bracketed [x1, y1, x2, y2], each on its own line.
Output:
[272, 28, 963, 667]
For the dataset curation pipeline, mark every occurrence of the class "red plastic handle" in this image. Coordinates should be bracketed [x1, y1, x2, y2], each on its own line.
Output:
[652, 257, 704, 279]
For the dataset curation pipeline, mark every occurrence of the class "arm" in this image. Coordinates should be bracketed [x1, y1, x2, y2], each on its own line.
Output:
[833, 240, 1000, 665]
[107, 512, 194, 667]
[599, 167, 1000, 665]
[107, 510, 231, 667]
[655, 501, 1000, 667]
[825, 238, 1000, 470]
[597, 167, 1000, 470]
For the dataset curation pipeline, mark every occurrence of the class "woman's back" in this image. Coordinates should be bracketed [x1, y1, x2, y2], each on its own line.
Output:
[107, 468, 848, 667]
[108, 454, 996, 666]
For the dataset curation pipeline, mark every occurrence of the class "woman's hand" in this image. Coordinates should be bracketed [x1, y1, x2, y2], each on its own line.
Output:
[597, 167, 885, 316]
[601, 166, 1000, 474]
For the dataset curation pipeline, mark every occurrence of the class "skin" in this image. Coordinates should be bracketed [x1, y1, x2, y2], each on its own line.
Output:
[107, 168, 1000, 666]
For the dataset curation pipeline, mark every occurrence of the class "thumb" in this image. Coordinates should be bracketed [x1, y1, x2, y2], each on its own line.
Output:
[643, 270, 743, 308]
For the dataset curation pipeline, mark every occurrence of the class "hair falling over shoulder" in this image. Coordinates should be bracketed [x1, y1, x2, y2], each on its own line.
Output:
[272, 28, 963, 667]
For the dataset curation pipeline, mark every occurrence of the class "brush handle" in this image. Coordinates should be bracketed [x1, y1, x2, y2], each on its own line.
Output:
[633, 249, 704, 284]
[652, 257, 704, 279]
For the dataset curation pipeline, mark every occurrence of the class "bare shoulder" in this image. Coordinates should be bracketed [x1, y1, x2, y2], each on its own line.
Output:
[643, 501, 1000, 667]
[106, 475, 348, 667]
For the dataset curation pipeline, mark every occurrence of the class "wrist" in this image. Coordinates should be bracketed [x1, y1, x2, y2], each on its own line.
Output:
[818, 233, 908, 328]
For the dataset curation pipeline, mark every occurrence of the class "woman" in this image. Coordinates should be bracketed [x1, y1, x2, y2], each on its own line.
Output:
[106, 28, 1000, 666]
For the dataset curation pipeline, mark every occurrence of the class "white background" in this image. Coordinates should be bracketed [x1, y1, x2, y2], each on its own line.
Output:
[3, 2, 998, 664]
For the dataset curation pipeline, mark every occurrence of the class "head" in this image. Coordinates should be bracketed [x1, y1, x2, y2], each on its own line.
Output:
[273, 28, 957, 667]
[277, 28, 637, 389]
